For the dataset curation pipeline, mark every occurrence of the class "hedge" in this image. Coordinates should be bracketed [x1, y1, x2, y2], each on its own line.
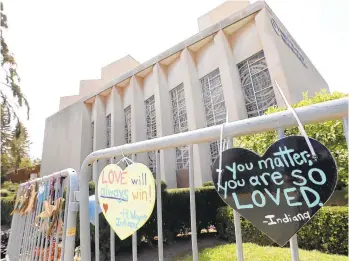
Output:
[83, 183, 225, 258]
[1, 199, 15, 227]
[2, 182, 347, 257]
[216, 206, 348, 255]
[1, 181, 19, 227]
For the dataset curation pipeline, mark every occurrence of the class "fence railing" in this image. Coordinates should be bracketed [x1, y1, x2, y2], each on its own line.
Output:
[76, 97, 348, 261]
[77, 97, 348, 261]
[6, 168, 78, 261]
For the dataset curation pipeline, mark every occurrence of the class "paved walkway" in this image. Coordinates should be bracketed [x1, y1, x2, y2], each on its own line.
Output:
[99, 234, 228, 261]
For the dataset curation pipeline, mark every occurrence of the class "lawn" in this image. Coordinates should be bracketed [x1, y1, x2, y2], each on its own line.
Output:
[182, 243, 347, 261]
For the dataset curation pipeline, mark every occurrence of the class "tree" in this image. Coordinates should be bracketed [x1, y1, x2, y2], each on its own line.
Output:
[235, 89, 348, 190]
[1, 2, 33, 181]
[1, 103, 12, 177]
[0, 2, 30, 126]
[19, 157, 40, 169]
[9, 122, 30, 172]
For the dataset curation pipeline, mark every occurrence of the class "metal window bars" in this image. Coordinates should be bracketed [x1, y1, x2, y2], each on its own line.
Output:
[145, 95, 157, 174]
[77, 97, 348, 261]
[238, 50, 277, 118]
[106, 114, 111, 165]
[124, 106, 132, 144]
[170, 83, 189, 170]
[199, 68, 228, 163]
[6, 168, 79, 261]
[91, 121, 95, 176]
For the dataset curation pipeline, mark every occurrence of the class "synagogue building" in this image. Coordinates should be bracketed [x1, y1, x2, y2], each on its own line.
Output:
[41, 0, 329, 188]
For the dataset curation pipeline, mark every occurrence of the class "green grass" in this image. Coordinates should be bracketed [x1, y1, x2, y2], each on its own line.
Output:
[182, 243, 347, 261]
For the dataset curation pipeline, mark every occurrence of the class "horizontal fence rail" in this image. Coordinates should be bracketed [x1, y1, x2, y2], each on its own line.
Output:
[6, 168, 78, 261]
[78, 97, 349, 261]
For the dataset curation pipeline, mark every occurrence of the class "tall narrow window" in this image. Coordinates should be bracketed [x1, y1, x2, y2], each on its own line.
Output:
[145, 96, 157, 173]
[237, 50, 277, 117]
[200, 68, 227, 163]
[91, 121, 94, 151]
[106, 114, 111, 164]
[124, 106, 131, 144]
[170, 83, 189, 170]
[91, 121, 94, 175]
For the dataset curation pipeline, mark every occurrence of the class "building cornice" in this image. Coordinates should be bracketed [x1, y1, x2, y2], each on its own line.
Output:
[48, 1, 267, 120]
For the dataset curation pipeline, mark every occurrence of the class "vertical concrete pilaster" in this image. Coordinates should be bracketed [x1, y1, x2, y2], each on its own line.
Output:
[254, 9, 289, 107]
[80, 102, 92, 178]
[93, 95, 107, 178]
[153, 63, 177, 188]
[214, 30, 248, 121]
[130, 76, 147, 165]
[111, 87, 125, 162]
[181, 48, 212, 187]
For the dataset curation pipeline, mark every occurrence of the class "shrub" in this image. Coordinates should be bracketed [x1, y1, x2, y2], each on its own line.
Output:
[1, 198, 15, 226]
[202, 181, 214, 187]
[216, 206, 348, 255]
[86, 182, 225, 255]
[0, 182, 18, 227]
[1, 181, 18, 200]
[0, 189, 9, 197]
[235, 90, 348, 190]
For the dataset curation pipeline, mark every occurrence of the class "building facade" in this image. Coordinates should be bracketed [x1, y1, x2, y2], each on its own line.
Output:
[41, 0, 329, 188]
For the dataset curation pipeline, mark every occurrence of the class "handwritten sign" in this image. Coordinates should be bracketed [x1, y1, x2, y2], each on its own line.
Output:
[66, 227, 76, 237]
[98, 163, 156, 240]
[212, 136, 337, 246]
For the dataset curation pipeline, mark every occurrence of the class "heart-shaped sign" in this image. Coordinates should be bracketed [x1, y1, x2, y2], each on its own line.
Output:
[212, 136, 337, 246]
[98, 163, 156, 240]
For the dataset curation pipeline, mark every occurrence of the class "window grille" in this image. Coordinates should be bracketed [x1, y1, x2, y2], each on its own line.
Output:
[170, 84, 189, 169]
[106, 114, 111, 165]
[91, 121, 94, 151]
[200, 68, 227, 163]
[145, 96, 157, 173]
[91, 121, 94, 175]
[237, 50, 277, 118]
[124, 106, 131, 144]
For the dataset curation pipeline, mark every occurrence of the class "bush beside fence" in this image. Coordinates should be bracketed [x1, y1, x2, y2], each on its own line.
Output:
[86, 183, 225, 257]
[1, 181, 18, 227]
[87, 183, 347, 256]
[1, 199, 15, 227]
[2, 181, 347, 256]
[216, 206, 348, 255]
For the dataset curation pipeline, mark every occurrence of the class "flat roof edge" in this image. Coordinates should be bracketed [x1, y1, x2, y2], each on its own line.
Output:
[48, 1, 266, 120]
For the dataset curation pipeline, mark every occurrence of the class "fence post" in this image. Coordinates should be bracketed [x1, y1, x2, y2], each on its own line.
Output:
[277, 128, 300, 261]
[110, 156, 116, 261]
[156, 150, 164, 261]
[80, 164, 92, 261]
[63, 169, 79, 261]
[227, 137, 244, 261]
[93, 160, 100, 261]
[132, 154, 138, 261]
[188, 144, 199, 261]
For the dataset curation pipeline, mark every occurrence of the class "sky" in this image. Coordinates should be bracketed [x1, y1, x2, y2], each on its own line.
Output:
[2, 0, 349, 159]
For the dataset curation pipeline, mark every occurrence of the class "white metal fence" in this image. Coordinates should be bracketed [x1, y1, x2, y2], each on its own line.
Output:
[77, 97, 348, 261]
[6, 168, 78, 261]
[6, 98, 347, 261]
